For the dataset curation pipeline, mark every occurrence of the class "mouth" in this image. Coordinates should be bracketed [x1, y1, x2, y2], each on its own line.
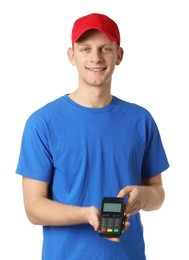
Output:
[87, 67, 107, 72]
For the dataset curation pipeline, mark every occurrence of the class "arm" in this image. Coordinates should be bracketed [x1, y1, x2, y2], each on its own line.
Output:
[22, 176, 130, 243]
[117, 173, 165, 216]
[22, 177, 100, 230]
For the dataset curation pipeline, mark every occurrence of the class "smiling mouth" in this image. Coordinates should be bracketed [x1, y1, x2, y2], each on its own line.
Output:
[87, 67, 106, 72]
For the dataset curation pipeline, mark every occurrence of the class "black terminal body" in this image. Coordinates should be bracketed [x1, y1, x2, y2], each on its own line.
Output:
[99, 197, 125, 238]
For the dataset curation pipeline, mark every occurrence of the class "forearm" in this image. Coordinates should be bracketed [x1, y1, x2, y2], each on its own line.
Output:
[25, 197, 91, 226]
[141, 184, 165, 211]
[22, 177, 99, 228]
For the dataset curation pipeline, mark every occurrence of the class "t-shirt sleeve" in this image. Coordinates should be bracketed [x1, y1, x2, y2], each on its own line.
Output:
[16, 113, 53, 182]
[141, 113, 169, 178]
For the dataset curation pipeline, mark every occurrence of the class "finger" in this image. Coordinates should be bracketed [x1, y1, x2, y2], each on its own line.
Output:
[122, 220, 130, 233]
[106, 237, 120, 243]
[126, 213, 131, 219]
[117, 186, 131, 198]
[126, 202, 141, 215]
[93, 218, 100, 231]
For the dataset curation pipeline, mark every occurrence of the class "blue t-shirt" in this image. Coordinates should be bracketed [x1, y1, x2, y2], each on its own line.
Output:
[16, 95, 169, 260]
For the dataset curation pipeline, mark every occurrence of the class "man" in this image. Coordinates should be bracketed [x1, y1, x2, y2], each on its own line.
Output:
[16, 13, 169, 259]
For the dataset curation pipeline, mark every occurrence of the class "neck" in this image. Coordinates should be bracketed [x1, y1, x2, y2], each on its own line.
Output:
[69, 86, 112, 108]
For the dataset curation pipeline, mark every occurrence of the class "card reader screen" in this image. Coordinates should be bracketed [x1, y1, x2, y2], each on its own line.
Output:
[103, 203, 122, 213]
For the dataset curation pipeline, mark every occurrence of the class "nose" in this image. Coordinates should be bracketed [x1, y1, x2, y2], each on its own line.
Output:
[90, 49, 103, 63]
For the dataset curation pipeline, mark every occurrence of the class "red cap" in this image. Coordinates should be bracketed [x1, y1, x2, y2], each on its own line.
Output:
[71, 13, 120, 46]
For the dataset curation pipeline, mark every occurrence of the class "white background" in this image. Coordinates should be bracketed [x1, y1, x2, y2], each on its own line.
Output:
[1, 0, 189, 259]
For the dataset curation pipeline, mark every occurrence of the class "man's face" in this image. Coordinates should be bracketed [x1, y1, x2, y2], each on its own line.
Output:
[68, 30, 123, 88]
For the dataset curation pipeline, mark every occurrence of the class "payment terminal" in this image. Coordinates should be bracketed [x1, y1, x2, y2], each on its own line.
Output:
[99, 197, 125, 238]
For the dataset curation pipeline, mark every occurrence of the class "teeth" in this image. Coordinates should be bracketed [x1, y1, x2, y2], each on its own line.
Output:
[89, 68, 104, 72]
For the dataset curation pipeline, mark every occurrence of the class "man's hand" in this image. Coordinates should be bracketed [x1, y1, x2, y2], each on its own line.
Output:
[87, 206, 130, 243]
[87, 206, 101, 231]
[117, 185, 147, 216]
[117, 174, 165, 215]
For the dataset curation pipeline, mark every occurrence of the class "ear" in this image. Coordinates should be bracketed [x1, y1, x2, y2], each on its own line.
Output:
[67, 47, 76, 66]
[116, 47, 124, 65]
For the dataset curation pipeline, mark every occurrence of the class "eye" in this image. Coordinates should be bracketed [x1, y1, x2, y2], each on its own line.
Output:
[80, 47, 90, 53]
[102, 47, 112, 53]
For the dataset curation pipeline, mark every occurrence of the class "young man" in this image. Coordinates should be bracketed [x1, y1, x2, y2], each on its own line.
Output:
[16, 13, 169, 259]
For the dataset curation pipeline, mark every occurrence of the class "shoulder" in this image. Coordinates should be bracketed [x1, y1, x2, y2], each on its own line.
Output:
[114, 96, 153, 118]
[27, 96, 66, 120]
[114, 97, 158, 135]
[24, 96, 67, 130]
